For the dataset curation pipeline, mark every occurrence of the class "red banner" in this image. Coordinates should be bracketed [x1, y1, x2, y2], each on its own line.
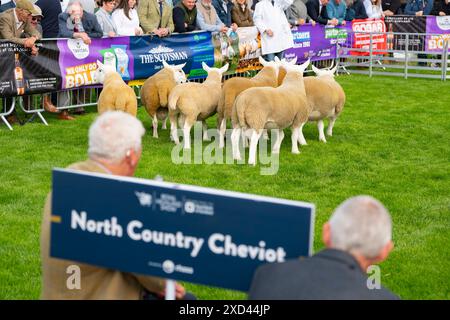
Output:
[350, 19, 387, 56]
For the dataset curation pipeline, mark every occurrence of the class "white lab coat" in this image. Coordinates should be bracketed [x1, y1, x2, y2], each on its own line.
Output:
[253, 0, 294, 55]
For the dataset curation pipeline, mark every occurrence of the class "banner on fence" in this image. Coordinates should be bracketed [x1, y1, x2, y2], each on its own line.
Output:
[426, 16, 450, 52]
[50, 169, 315, 292]
[5, 16, 450, 97]
[284, 24, 348, 62]
[0, 41, 61, 97]
[385, 15, 427, 50]
[235, 26, 262, 73]
[348, 18, 387, 55]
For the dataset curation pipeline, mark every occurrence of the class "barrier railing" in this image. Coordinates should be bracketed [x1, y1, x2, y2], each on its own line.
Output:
[337, 31, 450, 80]
[3, 30, 449, 130]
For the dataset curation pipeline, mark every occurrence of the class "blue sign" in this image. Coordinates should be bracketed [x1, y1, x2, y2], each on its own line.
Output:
[50, 169, 315, 292]
[129, 31, 214, 80]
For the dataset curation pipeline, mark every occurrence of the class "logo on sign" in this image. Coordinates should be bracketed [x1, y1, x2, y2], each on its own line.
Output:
[67, 39, 89, 60]
[352, 20, 386, 35]
[139, 44, 188, 64]
[437, 16, 450, 31]
[162, 260, 175, 274]
[184, 201, 196, 214]
[135, 191, 152, 207]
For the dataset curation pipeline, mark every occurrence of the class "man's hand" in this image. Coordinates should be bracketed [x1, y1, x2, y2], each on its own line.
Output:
[440, 11, 446, 16]
[23, 36, 37, 48]
[157, 282, 186, 300]
[108, 31, 116, 37]
[341, 20, 346, 26]
[152, 28, 162, 36]
[161, 28, 169, 36]
[416, 10, 423, 16]
[74, 32, 91, 45]
[80, 33, 91, 45]
[330, 18, 339, 26]
[297, 18, 305, 25]
[265, 29, 274, 37]
[383, 10, 394, 16]
[220, 26, 229, 33]
[311, 20, 316, 26]
[30, 45, 39, 56]
[231, 23, 238, 32]
[135, 27, 143, 35]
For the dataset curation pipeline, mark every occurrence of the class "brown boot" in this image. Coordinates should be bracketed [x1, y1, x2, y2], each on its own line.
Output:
[43, 95, 58, 113]
[6, 114, 18, 124]
[58, 110, 75, 120]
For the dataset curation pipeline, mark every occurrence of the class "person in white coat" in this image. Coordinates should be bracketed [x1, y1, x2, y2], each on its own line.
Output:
[253, 0, 294, 61]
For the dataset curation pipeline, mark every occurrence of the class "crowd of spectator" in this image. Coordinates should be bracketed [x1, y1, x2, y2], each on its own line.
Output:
[0, 0, 448, 65]
[0, 0, 449, 122]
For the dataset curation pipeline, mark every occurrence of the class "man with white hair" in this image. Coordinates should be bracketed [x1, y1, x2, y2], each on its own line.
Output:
[40, 111, 193, 300]
[248, 195, 400, 299]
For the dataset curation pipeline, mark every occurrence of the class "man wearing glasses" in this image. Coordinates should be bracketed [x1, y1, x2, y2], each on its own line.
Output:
[0, 0, 41, 55]
[28, 4, 43, 34]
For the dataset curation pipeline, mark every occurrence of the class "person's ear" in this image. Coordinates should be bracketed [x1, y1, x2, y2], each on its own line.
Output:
[127, 148, 141, 167]
[373, 241, 393, 264]
[322, 222, 332, 248]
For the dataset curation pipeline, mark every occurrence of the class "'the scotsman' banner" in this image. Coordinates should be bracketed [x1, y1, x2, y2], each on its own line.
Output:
[50, 169, 315, 292]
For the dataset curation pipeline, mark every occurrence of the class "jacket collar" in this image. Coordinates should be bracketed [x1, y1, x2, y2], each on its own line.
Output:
[314, 248, 364, 272]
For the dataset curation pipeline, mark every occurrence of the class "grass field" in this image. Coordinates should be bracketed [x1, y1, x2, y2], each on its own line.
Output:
[0, 74, 449, 300]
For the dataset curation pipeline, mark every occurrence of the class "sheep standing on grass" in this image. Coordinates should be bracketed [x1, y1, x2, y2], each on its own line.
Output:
[303, 64, 345, 143]
[231, 59, 311, 165]
[217, 56, 282, 148]
[168, 62, 229, 150]
[140, 61, 187, 138]
[96, 60, 137, 116]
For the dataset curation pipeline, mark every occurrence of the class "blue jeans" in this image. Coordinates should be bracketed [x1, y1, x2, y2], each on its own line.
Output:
[263, 51, 284, 62]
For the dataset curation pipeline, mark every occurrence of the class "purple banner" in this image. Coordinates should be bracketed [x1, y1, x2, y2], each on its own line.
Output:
[285, 24, 350, 62]
[426, 16, 450, 52]
[57, 36, 134, 89]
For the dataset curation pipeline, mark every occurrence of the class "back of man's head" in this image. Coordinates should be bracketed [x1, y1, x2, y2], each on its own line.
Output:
[88, 111, 145, 164]
[328, 195, 392, 260]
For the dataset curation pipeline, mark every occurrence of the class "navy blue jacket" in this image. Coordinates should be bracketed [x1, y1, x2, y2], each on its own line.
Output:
[36, 0, 62, 38]
[58, 11, 103, 38]
[212, 0, 234, 27]
[0, 0, 15, 13]
[249, 249, 400, 300]
[345, 0, 368, 20]
[306, 0, 329, 25]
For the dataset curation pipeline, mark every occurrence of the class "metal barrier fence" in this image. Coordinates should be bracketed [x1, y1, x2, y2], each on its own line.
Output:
[337, 31, 450, 80]
[0, 62, 341, 131]
[3, 31, 447, 130]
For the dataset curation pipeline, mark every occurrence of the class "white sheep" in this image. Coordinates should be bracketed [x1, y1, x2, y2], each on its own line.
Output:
[231, 59, 311, 165]
[217, 56, 282, 148]
[96, 60, 137, 116]
[303, 63, 345, 143]
[140, 61, 187, 138]
[168, 62, 229, 149]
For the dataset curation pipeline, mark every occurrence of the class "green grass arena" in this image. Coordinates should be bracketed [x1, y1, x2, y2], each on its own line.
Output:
[0, 74, 449, 299]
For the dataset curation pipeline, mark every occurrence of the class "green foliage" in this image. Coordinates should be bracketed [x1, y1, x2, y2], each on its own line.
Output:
[0, 75, 449, 299]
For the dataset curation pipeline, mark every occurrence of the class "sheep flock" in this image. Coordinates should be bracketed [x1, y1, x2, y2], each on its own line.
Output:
[96, 57, 346, 166]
